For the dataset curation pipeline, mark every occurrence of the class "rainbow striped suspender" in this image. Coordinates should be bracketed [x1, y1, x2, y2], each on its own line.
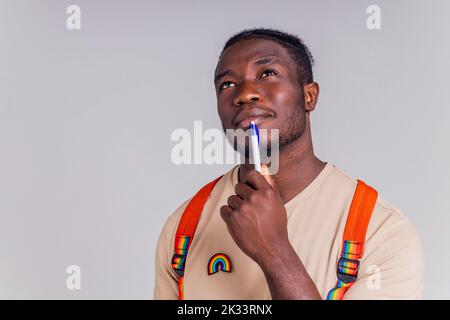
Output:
[171, 176, 223, 300]
[171, 177, 377, 300]
[326, 179, 378, 300]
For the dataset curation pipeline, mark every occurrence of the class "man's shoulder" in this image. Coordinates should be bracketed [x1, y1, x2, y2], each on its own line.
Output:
[326, 164, 417, 230]
[369, 195, 420, 246]
[330, 165, 423, 277]
[158, 199, 190, 244]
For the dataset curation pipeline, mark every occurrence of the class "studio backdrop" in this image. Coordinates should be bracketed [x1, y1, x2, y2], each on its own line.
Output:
[0, 0, 449, 299]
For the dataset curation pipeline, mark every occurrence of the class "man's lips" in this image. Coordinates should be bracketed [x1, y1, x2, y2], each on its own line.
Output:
[233, 109, 274, 129]
[235, 115, 272, 129]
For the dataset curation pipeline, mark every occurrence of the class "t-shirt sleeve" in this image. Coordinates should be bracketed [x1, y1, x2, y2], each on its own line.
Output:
[153, 201, 188, 300]
[342, 208, 425, 300]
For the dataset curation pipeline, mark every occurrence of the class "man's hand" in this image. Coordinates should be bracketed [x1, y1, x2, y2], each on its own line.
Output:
[220, 169, 289, 265]
[220, 168, 322, 300]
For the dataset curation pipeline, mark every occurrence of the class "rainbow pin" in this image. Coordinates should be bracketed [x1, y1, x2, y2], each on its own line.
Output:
[207, 253, 232, 275]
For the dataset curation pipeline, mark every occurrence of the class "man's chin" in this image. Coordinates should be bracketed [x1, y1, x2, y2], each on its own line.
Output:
[234, 142, 275, 159]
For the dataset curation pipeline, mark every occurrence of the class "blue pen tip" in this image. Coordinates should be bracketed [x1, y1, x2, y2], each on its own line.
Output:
[249, 121, 260, 144]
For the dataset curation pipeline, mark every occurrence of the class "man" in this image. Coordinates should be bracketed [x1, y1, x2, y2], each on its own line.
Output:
[154, 28, 424, 299]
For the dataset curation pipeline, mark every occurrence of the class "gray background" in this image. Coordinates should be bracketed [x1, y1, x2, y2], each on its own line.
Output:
[1, 0, 449, 299]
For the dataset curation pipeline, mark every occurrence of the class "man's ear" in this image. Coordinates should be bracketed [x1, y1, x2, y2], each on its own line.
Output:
[303, 82, 320, 112]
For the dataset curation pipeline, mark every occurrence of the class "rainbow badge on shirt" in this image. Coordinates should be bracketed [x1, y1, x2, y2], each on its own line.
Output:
[208, 253, 232, 275]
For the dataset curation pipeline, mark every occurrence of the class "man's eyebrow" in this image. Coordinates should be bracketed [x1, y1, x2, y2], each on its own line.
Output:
[214, 69, 231, 83]
[214, 56, 281, 83]
[254, 56, 281, 66]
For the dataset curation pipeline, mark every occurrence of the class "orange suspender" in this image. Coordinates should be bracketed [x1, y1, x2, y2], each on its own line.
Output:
[170, 176, 222, 300]
[171, 177, 378, 300]
[326, 179, 378, 299]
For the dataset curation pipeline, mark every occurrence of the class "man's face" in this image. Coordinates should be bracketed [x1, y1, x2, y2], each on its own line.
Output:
[215, 39, 308, 153]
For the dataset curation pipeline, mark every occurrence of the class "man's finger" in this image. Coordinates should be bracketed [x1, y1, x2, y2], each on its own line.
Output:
[227, 195, 243, 210]
[261, 164, 275, 187]
[235, 182, 254, 200]
[244, 169, 271, 190]
[220, 205, 235, 222]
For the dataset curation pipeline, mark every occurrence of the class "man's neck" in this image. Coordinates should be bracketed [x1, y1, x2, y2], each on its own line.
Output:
[238, 127, 326, 204]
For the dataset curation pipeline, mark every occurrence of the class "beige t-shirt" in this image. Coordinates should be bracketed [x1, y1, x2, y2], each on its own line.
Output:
[154, 163, 424, 299]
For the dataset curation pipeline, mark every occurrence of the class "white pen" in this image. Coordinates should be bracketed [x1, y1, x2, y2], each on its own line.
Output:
[249, 121, 261, 173]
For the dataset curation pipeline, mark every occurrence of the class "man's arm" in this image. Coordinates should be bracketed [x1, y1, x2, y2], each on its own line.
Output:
[257, 240, 321, 300]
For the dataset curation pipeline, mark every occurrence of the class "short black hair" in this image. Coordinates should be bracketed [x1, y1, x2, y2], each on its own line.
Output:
[219, 28, 315, 84]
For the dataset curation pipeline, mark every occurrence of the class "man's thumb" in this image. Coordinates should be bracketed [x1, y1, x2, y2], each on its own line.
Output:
[261, 164, 275, 188]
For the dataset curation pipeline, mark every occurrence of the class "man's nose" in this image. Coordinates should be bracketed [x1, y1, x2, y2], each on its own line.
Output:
[232, 81, 262, 107]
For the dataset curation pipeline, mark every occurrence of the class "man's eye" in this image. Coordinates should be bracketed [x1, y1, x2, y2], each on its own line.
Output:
[220, 81, 236, 90]
[260, 69, 277, 78]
